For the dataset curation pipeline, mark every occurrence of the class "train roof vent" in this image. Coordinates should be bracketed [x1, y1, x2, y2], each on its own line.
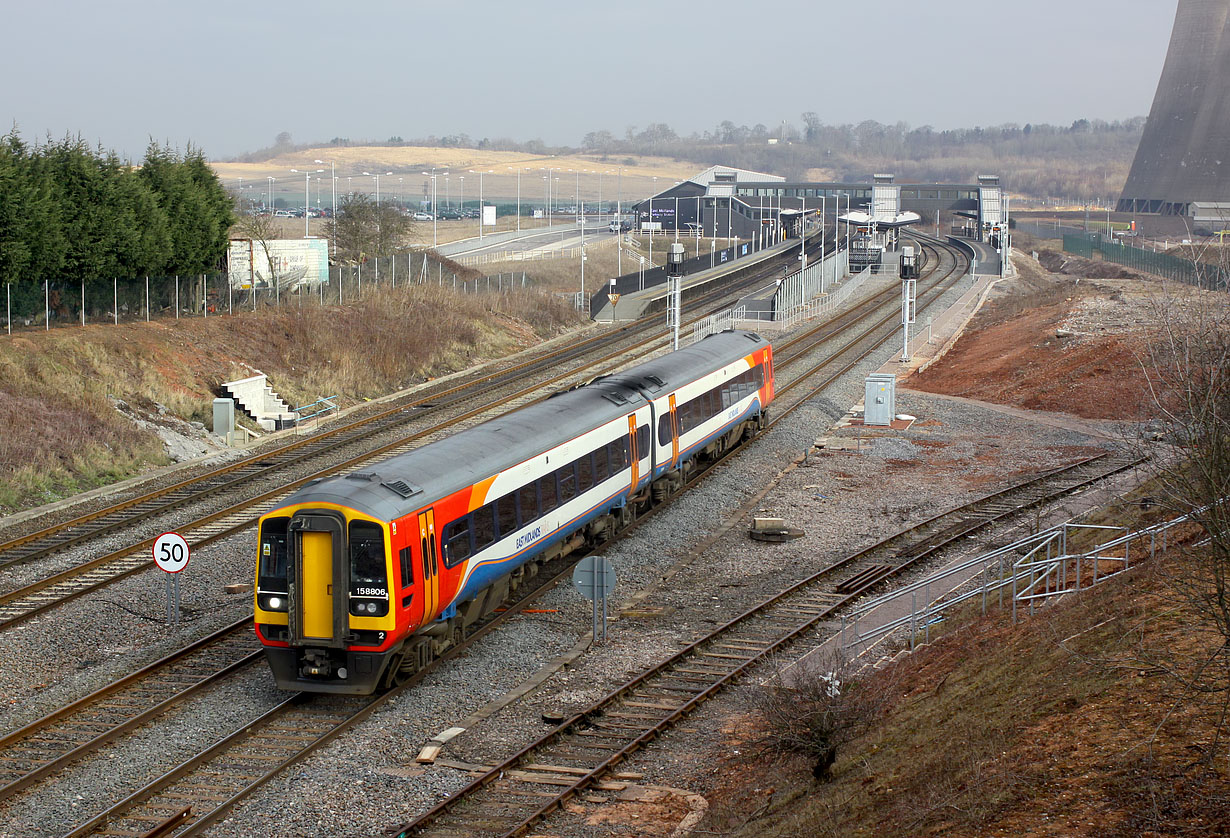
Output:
[601, 390, 629, 406]
[743, 331, 762, 342]
[643, 374, 666, 390]
[346, 472, 381, 482]
[382, 479, 423, 499]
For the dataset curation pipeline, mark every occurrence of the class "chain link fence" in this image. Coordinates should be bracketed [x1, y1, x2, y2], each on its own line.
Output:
[1, 250, 501, 333]
[1063, 232, 1229, 290]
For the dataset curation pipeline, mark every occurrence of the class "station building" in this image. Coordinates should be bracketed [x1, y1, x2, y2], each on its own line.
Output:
[631, 168, 1005, 244]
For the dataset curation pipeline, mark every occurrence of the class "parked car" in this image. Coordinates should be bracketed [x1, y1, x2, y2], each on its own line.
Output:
[274, 210, 293, 217]
[413, 211, 434, 221]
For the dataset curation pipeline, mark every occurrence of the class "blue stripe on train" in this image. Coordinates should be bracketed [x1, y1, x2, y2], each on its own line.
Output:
[443, 398, 761, 614]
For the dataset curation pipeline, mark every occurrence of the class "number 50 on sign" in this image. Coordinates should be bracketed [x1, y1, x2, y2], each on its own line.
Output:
[153, 532, 191, 574]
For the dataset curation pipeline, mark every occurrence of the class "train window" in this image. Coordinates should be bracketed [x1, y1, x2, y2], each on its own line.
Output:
[637, 426, 649, 459]
[349, 521, 388, 597]
[399, 546, 413, 588]
[578, 454, 594, 492]
[658, 412, 672, 446]
[473, 505, 497, 552]
[518, 482, 539, 524]
[441, 515, 473, 567]
[594, 445, 609, 481]
[497, 493, 518, 537]
[607, 439, 625, 472]
[754, 364, 764, 389]
[258, 517, 290, 592]
[539, 473, 558, 513]
[558, 462, 577, 503]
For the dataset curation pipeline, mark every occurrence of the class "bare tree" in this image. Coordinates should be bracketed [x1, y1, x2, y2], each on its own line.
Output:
[231, 205, 282, 293]
[1135, 287, 1230, 739]
[328, 193, 412, 264]
[753, 651, 895, 781]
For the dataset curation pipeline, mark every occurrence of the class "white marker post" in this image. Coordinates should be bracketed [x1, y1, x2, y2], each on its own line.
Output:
[153, 532, 191, 625]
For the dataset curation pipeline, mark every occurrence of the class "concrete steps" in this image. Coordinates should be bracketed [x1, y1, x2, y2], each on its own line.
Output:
[221, 373, 296, 432]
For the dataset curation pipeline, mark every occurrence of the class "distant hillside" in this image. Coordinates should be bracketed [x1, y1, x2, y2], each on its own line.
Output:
[223, 117, 1144, 205]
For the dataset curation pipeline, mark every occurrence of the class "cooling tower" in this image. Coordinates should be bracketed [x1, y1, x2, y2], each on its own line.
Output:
[1118, 0, 1230, 215]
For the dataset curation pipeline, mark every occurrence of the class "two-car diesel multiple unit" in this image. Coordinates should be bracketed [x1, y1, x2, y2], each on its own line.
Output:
[254, 330, 774, 694]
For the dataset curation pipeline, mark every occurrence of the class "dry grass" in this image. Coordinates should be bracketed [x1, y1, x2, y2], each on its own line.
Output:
[0, 284, 583, 512]
[213, 145, 697, 209]
[704, 538, 1230, 837]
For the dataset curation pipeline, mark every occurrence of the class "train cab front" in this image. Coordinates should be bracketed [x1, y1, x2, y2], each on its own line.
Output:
[254, 506, 402, 695]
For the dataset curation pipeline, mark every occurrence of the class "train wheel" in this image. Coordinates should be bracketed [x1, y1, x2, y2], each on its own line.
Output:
[381, 652, 408, 689]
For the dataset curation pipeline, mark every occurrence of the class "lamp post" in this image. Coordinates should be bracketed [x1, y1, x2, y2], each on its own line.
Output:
[290, 167, 323, 237]
[458, 175, 464, 217]
[599, 170, 609, 223]
[266, 176, 274, 215]
[363, 170, 392, 252]
[616, 168, 623, 276]
[648, 176, 658, 267]
[543, 167, 560, 229]
[543, 174, 550, 230]
[470, 169, 492, 238]
[510, 167, 524, 231]
[314, 159, 336, 257]
[421, 168, 448, 247]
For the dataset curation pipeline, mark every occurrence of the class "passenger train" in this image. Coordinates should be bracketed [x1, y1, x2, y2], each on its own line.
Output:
[254, 330, 775, 693]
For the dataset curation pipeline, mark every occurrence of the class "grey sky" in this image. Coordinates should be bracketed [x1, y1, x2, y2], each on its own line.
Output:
[3, 0, 1177, 161]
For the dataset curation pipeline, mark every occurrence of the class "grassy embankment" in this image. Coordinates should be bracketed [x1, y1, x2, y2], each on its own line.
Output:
[706, 489, 1229, 836]
[0, 284, 584, 512]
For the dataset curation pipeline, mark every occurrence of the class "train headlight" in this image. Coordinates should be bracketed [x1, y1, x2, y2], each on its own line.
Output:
[366, 602, 378, 614]
[259, 593, 288, 612]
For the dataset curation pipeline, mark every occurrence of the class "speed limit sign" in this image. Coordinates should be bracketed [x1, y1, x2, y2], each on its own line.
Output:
[153, 532, 191, 574]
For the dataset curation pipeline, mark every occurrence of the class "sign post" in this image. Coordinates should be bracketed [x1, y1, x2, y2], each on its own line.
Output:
[153, 532, 191, 625]
[572, 556, 616, 644]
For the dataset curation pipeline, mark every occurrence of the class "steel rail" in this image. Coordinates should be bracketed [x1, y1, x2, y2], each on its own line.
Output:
[383, 452, 1141, 838]
[40, 238, 974, 836]
[0, 235, 848, 631]
[0, 241, 805, 574]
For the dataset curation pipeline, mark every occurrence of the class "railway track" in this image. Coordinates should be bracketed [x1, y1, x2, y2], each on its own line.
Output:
[0, 244, 818, 631]
[6, 238, 985, 836]
[0, 238, 816, 576]
[0, 619, 258, 805]
[383, 452, 1141, 838]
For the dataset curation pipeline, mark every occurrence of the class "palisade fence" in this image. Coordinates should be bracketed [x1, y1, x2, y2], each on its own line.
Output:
[1, 250, 531, 334]
[1063, 232, 1229, 290]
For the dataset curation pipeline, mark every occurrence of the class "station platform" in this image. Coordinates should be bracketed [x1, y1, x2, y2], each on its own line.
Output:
[593, 237, 799, 322]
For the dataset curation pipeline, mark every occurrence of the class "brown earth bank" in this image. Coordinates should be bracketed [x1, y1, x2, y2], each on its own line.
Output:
[906, 252, 1218, 422]
[0, 285, 583, 511]
[690, 539, 1230, 838]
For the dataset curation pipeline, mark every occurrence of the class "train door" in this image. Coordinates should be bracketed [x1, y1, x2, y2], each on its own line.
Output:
[288, 510, 346, 647]
[627, 415, 639, 489]
[417, 510, 440, 622]
[668, 394, 680, 469]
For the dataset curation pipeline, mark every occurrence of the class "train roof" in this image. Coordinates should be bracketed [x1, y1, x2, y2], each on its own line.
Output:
[275, 330, 770, 522]
[600, 330, 770, 394]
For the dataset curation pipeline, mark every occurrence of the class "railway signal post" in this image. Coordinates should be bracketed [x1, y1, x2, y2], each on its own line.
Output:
[573, 556, 616, 644]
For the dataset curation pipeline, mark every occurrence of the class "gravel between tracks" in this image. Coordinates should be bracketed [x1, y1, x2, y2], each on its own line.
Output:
[0, 266, 1140, 838]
